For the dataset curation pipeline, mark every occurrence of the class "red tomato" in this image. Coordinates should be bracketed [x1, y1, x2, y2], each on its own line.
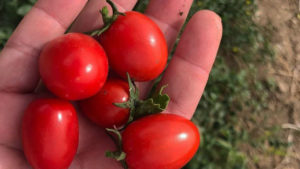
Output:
[97, 11, 168, 82]
[39, 33, 108, 100]
[122, 114, 200, 169]
[22, 99, 79, 169]
[79, 78, 129, 128]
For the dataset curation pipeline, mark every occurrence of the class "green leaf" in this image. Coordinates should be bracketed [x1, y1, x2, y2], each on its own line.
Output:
[152, 85, 170, 110]
[114, 74, 170, 126]
[217, 139, 232, 149]
[113, 73, 139, 125]
[29, 0, 37, 4]
[135, 99, 164, 118]
[0, 31, 7, 40]
[134, 85, 170, 118]
[17, 5, 32, 16]
[127, 73, 139, 101]
[125, 73, 138, 123]
[113, 102, 130, 108]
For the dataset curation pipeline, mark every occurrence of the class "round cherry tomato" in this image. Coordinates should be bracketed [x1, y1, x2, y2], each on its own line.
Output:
[97, 11, 168, 82]
[22, 99, 79, 169]
[79, 78, 129, 128]
[39, 33, 108, 100]
[122, 114, 200, 169]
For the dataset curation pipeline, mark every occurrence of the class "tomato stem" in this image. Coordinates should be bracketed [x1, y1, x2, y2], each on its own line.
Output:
[91, 0, 125, 36]
[106, 0, 125, 18]
[106, 127, 123, 150]
[114, 73, 170, 127]
[105, 126, 128, 168]
[107, 74, 170, 168]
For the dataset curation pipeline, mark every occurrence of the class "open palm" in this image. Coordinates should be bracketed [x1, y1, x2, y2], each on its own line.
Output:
[0, 0, 222, 168]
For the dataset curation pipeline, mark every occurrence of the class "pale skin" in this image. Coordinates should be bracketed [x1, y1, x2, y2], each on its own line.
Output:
[0, 0, 222, 168]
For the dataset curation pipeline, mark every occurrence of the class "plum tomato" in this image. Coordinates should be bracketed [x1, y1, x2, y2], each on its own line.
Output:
[122, 113, 200, 169]
[97, 11, 168, 82]
[22, 98, 79, 169]
[39, 33, 108, 100]
[79, 78, 129, 128]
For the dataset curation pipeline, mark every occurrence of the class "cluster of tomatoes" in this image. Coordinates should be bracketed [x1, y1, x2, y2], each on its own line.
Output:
[22, 1, 200, 169]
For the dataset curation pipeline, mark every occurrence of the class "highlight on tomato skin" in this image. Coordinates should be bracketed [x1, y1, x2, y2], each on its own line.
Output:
[96, 11, 168, 82]
[22, 98, 79, 169]
[122, 113, 201, 169]
[79, 78, 130, 128]
[39, 32, 109, 101]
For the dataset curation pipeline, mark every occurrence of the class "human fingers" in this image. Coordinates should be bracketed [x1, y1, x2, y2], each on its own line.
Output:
[161, 10, 223, 119]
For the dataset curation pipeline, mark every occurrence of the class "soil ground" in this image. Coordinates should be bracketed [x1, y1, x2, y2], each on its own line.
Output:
[246, 0, 300, 168]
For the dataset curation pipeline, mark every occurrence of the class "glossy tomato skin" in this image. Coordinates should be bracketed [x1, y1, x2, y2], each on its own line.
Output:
[122, 114, 200, 169]
[39, 33, 108, 100]
[79, 78, 129, 128]
[22, 99, 79, 169]
[97, 11, 168, 82]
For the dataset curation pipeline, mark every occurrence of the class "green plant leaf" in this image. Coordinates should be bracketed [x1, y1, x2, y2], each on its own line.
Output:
[152, 85, 170, 110]
[17, 5, 32, 16]
[134, 85, 170, 118]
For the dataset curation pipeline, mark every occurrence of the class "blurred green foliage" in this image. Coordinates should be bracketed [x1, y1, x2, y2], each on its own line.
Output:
[0, 0, 36, 48]
[0, 0, 286, 169]
[185, 1, 285, 169]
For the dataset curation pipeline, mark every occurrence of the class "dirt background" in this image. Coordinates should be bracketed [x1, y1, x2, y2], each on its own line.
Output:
[247, 0, 300, 168]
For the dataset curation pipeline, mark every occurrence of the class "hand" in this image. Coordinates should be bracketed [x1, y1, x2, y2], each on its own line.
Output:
[0, 0, 222, 168]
